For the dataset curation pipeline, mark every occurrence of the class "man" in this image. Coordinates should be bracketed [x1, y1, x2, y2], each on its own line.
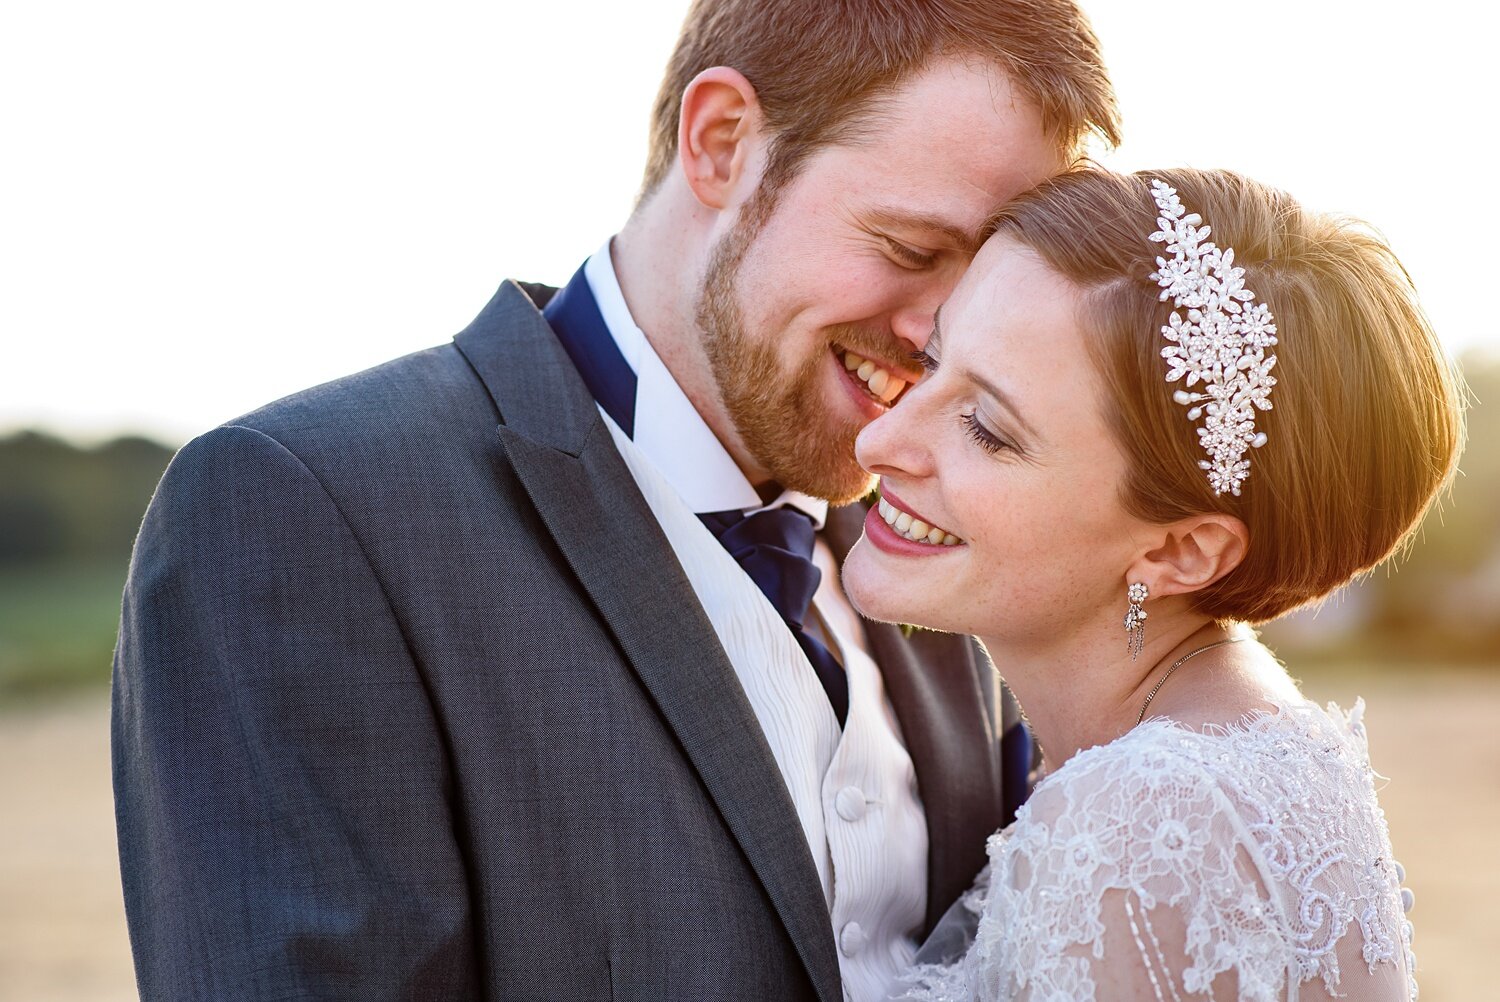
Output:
[113, 1, 1119, 998]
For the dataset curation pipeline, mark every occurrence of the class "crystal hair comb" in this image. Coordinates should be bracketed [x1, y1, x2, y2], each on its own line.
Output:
[1148, 179, 1278, 496]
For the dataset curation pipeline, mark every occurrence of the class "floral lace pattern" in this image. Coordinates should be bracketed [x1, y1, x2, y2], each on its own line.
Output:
[895, 699, 1416, 1001]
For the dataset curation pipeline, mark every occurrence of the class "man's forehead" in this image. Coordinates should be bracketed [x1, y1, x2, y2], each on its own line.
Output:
[860, 61, 1057, 178]
[808, 78, 1057, 226]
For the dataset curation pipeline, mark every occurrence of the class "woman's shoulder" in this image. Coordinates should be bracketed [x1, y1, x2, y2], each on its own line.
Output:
[1011, 697, 1403, 907]
[1026, 695, 1377, 817]
[987, 697, 1416, 999]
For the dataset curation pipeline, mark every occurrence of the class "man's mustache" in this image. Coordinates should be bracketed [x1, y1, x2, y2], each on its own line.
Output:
[822, 323, 921, 375]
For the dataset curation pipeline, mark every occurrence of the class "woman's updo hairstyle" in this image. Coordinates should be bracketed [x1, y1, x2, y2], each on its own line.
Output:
[987, 167, 1464, 623]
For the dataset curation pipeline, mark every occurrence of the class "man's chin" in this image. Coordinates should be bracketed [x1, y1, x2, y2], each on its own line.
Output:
[781, 425, 874, 504]
[770, 459, 874, 506]
[824, 471, 878, 507]
[723, 374, 872, 502]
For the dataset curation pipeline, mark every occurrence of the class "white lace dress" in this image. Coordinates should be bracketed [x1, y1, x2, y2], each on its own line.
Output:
[895, 699, 1417, 1001]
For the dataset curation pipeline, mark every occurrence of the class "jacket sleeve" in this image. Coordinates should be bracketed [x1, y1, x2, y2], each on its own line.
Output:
[112, 424, 477, 1000]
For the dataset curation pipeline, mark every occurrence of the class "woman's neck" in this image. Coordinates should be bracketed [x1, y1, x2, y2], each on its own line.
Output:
[980, 612, 1234, 771]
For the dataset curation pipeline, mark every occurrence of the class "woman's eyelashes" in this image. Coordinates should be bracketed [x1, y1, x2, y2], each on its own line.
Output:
[909, 346, 1019, 455]
[963, 412, 1019, 456]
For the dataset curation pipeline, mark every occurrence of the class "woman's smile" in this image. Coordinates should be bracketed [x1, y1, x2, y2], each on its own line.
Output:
[864, 483, 965, 556]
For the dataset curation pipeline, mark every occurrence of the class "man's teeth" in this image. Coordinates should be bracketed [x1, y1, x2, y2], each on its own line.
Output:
[843, 350, 906, 404]
[877, 497, 962, 546]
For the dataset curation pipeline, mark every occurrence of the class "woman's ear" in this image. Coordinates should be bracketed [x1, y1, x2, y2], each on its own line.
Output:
[1128, 513, 1249, 599]
[677, 67, 764, 210]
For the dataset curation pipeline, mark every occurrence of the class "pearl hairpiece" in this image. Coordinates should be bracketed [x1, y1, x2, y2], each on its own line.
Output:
[1148, 179, 1277, 496]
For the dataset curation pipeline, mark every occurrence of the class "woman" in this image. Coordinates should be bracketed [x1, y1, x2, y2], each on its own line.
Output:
[844, 168, 1463, 1000]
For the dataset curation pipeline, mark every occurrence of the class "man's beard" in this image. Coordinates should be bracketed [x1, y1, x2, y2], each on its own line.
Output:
[695, 207, 889, 505]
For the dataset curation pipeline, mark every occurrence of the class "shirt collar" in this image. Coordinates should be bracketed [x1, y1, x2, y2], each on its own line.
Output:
[583, 238, 828, 529]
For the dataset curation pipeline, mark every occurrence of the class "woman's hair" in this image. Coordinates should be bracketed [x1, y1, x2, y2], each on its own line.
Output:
[987, 167, 1465, 623]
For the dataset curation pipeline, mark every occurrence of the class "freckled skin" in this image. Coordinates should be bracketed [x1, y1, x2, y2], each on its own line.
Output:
[845, 238, 1144, 647]
[845, 235, 1306, 767]
[702, 59, 1061, 502]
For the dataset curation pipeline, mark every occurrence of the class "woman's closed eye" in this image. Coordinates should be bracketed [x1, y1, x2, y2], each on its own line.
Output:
[963, 412, 1019, 455]
[912, 348, 1019, 454]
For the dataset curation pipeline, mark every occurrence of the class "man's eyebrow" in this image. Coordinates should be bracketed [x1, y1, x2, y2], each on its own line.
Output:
[867, 208, 985, 255]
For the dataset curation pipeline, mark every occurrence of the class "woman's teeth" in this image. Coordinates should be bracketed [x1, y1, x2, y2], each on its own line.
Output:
[877, 497, 962, 546]
[843, 350, 907, 404]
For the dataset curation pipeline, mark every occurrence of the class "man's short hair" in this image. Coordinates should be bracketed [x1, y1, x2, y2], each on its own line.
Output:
[641, 0, 1122, 201]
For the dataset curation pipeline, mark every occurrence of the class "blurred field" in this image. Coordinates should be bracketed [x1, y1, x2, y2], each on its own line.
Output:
[0, 693, 134, 1002]
[0, 563, 126, 698]
[1, 663, 1496, 1001]
[0, 356, 1494, 998]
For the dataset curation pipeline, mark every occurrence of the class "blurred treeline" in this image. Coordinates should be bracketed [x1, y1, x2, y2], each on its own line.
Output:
[0, 356, 1496, 700]
[1260, 352, 1500, 663]
[0, 433, 174, 698]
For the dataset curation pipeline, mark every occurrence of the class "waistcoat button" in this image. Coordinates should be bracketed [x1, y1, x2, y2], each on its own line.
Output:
[835, 785, 867, 822]
[839, 921, 867, 956]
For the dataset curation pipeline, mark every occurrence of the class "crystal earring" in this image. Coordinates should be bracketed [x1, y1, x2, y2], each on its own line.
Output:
[1124, 582, 1149, 659]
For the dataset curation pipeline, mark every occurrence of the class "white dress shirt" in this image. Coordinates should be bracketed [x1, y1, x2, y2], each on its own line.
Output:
[582, 240, 929, 1002]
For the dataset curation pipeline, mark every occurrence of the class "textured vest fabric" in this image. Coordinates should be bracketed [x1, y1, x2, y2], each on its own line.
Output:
[603, 414, 929, 1000]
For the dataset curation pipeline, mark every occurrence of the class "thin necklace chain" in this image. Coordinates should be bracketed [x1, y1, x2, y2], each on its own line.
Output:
[1136, 637, 1245, 725]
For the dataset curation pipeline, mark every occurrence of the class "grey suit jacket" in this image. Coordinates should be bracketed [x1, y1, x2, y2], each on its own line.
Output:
[112, 280, 1015, 1001]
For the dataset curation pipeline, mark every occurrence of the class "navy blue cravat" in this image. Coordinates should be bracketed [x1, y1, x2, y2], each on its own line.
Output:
[543, 264, 850, 724]
[697, 507, 849, 724]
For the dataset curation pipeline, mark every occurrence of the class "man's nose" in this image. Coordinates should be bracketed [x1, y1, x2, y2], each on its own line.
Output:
[891, 259, 969, 349]
[890, 301, 938, 350]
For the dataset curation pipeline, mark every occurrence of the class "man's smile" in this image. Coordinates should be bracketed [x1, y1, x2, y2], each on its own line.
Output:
[834, 345, 916, 406]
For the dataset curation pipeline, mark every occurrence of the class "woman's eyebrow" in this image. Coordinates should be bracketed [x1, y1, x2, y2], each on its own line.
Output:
[970, 370, 1041, 443]
[936, 304, 1041, 444]
[927, 305, 944, 354]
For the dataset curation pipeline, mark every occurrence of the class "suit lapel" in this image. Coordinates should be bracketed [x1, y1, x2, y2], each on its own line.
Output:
[822, 503, 1008, 933]
[454, 282, 842, 1002]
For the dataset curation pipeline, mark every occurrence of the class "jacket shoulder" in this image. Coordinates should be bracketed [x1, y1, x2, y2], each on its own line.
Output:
[234, 341, 494, 448]
[140, 340, 506, 524]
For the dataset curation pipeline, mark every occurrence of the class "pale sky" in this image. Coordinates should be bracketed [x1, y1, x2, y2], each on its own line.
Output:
[3, 0, 1495, 445]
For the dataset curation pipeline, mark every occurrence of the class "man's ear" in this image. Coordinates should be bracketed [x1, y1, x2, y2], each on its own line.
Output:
[677, 67, 764, 211]
[1127, 513, 1249, 600]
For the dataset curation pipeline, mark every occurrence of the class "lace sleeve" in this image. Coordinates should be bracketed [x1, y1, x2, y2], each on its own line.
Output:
[891, 869, 992, 1001]
[946, 711, 1415, 1002]
[963, 740, 1279, 1000]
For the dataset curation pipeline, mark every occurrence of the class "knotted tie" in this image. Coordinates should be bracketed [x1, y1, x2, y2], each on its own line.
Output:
[543, 263, 849, 724]
[698, 507, 849, 725]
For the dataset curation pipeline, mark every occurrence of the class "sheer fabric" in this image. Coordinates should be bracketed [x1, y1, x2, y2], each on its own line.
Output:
[895, 699, 1417, 1001]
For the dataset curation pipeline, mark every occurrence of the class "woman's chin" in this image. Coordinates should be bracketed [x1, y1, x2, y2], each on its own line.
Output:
[844, 535, 942, 629]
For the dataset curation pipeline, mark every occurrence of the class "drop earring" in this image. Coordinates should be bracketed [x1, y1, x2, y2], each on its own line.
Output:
[1124, 582, 1149, 659]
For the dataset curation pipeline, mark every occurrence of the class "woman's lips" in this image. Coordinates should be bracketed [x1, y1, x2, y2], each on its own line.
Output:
[864, 484, 964, 556]
[878, 485, 962, 545]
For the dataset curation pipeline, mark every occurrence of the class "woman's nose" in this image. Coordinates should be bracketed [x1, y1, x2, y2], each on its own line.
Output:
[856, 389, 934, 479]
